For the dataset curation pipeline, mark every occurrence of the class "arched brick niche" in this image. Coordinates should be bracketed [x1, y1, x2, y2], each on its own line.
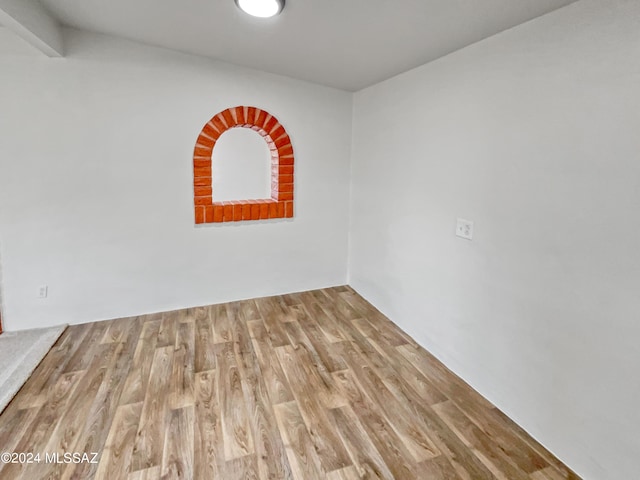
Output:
[193, 106, 294, 224]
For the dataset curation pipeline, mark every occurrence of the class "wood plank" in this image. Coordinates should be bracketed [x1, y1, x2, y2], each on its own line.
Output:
[352, 317, 446, 405]
[237, 347, 293, 480]
[156, 312, 176, 348]
[63, 321, 110, 373]
[130, 346, 174, 472]
[216, 342, 254, 460]
[0, 370, 85, 480]
[275, 345, 351, 473]
[397, 344, 496, 411]
[419, 455, 465, 480]
[94, 402, 143, 480]
[329, 405, 395, 480]
[292, 306, 347, 372]
[530, 466, 572, 480]
[340, 291, 416, 346]
[101, 315, 136, 344]
[63, 317, 144, 480]
[228, 301, 255, 356]
[254, 297, 290, 347]
[283, 320, 344, 407]
[169, 321, 195, 409]
[195, 314, 217, 373]
[326, 465, 361, 480]
[25, 342, 120, 480]
[433, 401, 531, 480]
[7, 325, 85, 409]
[0, 407, 40, 475]
[212, 304, 232, 344]
[239, 298, 262, 321]
[299, 296, 348, 343]
[194, 370, 223, 480]
[0, 287, 581, 480]
[127, 466, 160, 480]
[224, 454, 259, 480]
[119, 319, 161, 405]
[247, 319, 294, 405]
[273, 401, 324, 479]
[161, 406, 195, 479]
[333, 368, 421, 479]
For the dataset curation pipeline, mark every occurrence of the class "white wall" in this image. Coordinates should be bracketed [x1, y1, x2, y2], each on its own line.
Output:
[211, 128, 271, 202]
[0, 26, 41, 56]
[349, 1, 640, 479]
[0, 28, 353, 331]
[0, 0, 64, 56]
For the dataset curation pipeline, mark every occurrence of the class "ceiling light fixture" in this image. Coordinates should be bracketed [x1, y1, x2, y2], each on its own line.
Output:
[235, 0, 284, 18]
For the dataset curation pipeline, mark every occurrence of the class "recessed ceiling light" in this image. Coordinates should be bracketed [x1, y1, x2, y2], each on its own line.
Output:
[235, 0, 285, 18]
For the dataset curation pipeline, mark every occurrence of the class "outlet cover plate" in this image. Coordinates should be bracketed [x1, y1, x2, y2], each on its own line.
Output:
[456, 218, 474, 240]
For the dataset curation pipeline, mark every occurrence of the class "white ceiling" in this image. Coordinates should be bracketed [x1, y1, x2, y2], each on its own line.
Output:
[38, 0, 577, 91]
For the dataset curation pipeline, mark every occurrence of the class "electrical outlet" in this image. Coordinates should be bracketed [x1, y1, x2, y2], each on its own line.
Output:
[456, 218, 474, 240]
[38, 285, 48, 299]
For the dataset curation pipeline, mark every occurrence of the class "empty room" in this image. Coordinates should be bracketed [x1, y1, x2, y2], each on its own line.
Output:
[0, 0, 637, 478]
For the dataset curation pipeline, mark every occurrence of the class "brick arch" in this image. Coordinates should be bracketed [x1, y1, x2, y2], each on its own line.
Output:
[193, 106, 294, 224]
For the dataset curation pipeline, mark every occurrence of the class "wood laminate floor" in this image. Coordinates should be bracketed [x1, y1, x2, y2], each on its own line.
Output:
[0, 287, 580, 479]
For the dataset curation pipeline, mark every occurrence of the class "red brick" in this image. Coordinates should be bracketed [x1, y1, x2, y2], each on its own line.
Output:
[247, 106, 257, 124]
[195, 206, 205, 224]
[213, 205, 224, 222]
[193, 107, 295, 224]
[239, 203, 249, 220]
[194, 176, 212, 187]
[235, 106, 246, 125]
[202, 123, 221, 140]
[205, 205, 214, 223]
[223, 203, 234, 221]
[194, 186, 212, 197]
[259, 203, 269, 219]
[194, 166, 212, 177]
[275, 135, 291, 149]
[269, 202, 279, 218]
[221, 109, 234, 128]
[194, 146, 212, 157]
[251, 203, 260, 220]
[212, 115, 227, 134]
[233, 203, 243, 221]
[263, 116, 278, 134]
[193, 159, 211, 168]
[270, 125, 286, 140]
[279, 155, 294, 166]
[195, 196, 212, 206]
[256, 110, 268, 129]
[278, 145, 294, 157]
[197, 134, 215, 148]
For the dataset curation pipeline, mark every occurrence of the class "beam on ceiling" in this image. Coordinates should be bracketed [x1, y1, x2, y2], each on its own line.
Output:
[0, 0, 63, 57]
